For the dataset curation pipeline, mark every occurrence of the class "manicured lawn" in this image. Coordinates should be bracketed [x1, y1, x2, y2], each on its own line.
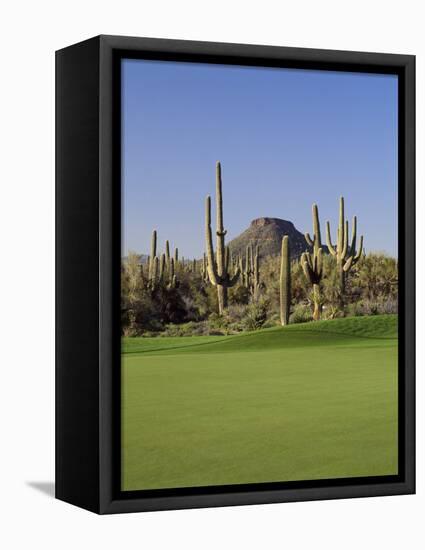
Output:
[121, 315, 398, 491]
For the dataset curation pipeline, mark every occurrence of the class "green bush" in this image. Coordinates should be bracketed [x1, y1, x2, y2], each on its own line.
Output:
[290, 304, 313, 324]
[242, 299, 269, 331]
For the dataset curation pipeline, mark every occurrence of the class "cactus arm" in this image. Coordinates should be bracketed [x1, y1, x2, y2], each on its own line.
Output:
[317, 248, 323, 278]
[353, 235, 363, 263]
[326, 222, 337, 256]
[343, 255, 353, 272]
[349, 216, 357, 256]
[205, 195, 220, 285]
[312, 204, 322, 252]
[337, 196, 345, 254]
[313, 252, 317, 274]
[305, 232, 314, 247]
[301, 253, 313, 284]
[207, 265, 219, 286]
[305, 250, 313, 269]
[159, 253, 165, 281]
[355, 235, 364, 261]
[228, 268, 241, 287]
[341, 220, 349, 260]
[224, 246, 230, 272]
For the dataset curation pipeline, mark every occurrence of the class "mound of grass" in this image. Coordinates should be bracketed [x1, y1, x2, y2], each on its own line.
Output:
[122, 314, 397, 356]
[293, 314, 397, 339]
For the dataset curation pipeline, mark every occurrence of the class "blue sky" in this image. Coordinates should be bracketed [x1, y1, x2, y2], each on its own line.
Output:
[122, 59, 398, 258]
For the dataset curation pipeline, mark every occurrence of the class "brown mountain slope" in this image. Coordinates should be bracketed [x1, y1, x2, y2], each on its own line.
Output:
[228, 217, 309, 259]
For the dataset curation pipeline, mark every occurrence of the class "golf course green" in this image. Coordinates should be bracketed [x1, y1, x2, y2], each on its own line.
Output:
[121, 314, 398, 491]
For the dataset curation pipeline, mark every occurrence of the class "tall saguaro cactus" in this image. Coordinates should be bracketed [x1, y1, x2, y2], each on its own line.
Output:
[148, 230, 157, 282]
[325, 197, 364, 299]
[165, 240, 171, 270]
[242, 246, 252, 289]
[280, 236, 291, 326]
[252, 245, 261, 300]
[205, 162, 240, 314]
[301, 204, 324, 320]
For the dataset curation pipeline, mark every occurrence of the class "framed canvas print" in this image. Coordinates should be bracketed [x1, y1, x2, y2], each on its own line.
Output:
[56, 35, 415, 514]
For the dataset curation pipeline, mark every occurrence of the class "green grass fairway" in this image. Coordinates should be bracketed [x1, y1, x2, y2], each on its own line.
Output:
[122, 314, 398, 491]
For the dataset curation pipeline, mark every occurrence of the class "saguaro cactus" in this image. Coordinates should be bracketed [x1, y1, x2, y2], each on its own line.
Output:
[280, 236, 291, 326]
[252, 245, 261, 300]
[165, 240, 171, 270]
[143, 230, 179, 291]
[301, 204, 324, 320]
[240, 244, 261, 298]
[243, 244, 261, 300]
[243, 246, 252, 289]
[159, 253, 166, 282]
[149, 256, 160, 291]
[148, 230, 157, 281]
[167, 258, 178, 289]
[205, 162, 240, 314]
[200, 253, 209, 283]
[325, 197, 364, 299]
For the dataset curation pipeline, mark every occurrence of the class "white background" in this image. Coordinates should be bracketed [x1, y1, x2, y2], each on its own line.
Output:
[0, 1, 422, 548]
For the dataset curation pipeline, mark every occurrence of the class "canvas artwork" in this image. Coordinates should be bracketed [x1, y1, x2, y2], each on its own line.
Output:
[120, 59, 398, 492]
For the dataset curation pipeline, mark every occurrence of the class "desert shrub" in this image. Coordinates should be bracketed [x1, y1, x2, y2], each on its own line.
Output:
[321, 256, 342, 309]
[345, 299, 397, 318]
[289, 304, 313, 324]
[345, 302, 365, 317]
[161, 321, 202, 337]
[379, 299, 398, 315]
[242, 299, 269, 331]
[361, 300, 380, 316]
[229, 285, 251, 305]
[206, 312, 233, 335]
[225, 304, 248, 323]
[322, 304, 344, 320]
[290, 259, 310, 304]
[351, 253, 398, 302]
[262, 312, 280, 329]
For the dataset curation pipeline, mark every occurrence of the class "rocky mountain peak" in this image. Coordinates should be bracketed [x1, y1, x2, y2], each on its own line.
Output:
[228, 217, 308, 259]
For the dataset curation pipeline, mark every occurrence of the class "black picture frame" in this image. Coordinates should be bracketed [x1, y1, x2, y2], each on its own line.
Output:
[56, 35, 415, 514]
